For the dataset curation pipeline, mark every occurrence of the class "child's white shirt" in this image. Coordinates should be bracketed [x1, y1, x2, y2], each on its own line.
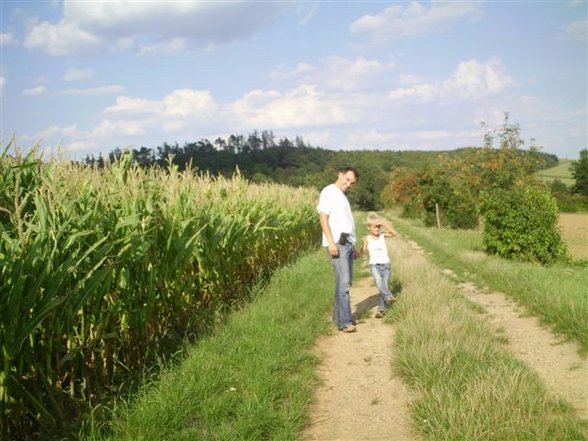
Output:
[367, 234, 390, 265]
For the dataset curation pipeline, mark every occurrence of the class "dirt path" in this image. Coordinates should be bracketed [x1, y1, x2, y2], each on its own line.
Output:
[303, 234, 587, 441]
[458, 281, 588, 420]
[302, 276, 419, 441]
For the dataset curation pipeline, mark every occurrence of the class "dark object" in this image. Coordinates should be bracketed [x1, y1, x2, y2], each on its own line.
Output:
[338, 233, 350, 245]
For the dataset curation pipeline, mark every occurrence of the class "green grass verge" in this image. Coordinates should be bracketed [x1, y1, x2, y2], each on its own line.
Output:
[90, 250, 334, 441]
[387, 213, 588, 356]
[387, 229, 587, 440]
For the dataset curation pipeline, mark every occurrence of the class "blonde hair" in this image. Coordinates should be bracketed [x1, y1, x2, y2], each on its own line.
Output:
[365, 211, 383, 225]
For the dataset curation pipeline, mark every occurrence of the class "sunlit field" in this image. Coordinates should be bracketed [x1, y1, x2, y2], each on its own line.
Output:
[559, 213, 588, 260]
[536, 159, 575, 186]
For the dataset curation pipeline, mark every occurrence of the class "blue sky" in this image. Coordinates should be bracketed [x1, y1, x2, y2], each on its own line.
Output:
[1, 1, 586, 160]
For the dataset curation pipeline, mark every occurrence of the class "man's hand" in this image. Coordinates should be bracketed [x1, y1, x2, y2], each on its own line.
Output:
[328, 243, 339, 256]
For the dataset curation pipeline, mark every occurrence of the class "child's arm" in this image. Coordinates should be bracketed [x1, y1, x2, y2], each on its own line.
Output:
[354, 235, 368, 258]
[361, 235, 369, 255]
[379, 220, 399, 238]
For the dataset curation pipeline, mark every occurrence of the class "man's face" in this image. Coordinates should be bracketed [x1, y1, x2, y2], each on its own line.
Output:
[336, 170, 357, 192]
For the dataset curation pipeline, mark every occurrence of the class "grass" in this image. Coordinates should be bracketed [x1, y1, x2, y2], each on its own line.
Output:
[386, 227, 587, 440]
[386, 212, 588, 356]
[536, 159, 575, 186]
[87, 249, 334, 440]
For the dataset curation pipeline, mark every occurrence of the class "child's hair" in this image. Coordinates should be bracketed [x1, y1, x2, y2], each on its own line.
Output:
[365, 211, 383, 225]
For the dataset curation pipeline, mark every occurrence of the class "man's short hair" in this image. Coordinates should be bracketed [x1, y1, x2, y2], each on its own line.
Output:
[338, 166, 359, 179]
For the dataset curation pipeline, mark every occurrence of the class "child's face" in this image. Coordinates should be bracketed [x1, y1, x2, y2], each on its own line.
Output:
[368, 223, 381, 235]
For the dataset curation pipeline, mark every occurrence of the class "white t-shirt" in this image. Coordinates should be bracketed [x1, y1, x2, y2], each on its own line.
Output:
[317, 183, 356, 246]
[367, 234, 390, 265]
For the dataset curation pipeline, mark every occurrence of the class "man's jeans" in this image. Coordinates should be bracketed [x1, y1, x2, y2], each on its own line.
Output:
[330, 242, 354, 329]
[370, 263, 394, 311]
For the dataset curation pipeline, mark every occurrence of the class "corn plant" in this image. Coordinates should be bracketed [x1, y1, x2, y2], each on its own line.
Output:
[0, 147, 319, 440]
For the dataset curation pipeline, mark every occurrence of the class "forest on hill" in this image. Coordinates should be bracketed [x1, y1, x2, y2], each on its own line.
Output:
[82, 130, 559, 211]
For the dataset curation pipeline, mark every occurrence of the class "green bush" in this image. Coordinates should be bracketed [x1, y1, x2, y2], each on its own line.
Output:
[552, 192, 588, 213]
[479, 183, 568, 264]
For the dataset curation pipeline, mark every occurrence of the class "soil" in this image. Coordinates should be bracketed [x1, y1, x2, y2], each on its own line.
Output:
[303, 235, 588, 441]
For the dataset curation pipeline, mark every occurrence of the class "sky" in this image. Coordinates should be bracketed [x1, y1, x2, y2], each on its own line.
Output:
[1, 1, 586, 160]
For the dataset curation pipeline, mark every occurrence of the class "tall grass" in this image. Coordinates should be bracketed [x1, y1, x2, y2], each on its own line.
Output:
[388, 231, 587, 440]
[387, 213, 588, 355]
[0, 144, 320, 440]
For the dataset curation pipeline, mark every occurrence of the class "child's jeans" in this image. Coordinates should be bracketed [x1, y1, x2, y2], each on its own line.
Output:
[370, 263, 394, 311]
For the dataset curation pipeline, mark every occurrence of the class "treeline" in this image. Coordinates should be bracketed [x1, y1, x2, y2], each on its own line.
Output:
[82, 130, 559, 211]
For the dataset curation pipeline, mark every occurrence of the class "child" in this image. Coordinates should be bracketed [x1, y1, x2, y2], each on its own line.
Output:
[361, 212, 398, 318]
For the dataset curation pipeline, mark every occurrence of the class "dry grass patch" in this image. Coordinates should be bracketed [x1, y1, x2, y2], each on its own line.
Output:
[559, 213, 588, 260]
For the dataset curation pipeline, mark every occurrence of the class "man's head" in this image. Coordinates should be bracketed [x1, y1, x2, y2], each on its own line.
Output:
[335, 167, 359, 192]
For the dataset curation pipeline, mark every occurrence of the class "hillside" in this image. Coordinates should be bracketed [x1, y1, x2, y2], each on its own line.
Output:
[536, 159, 575, 186]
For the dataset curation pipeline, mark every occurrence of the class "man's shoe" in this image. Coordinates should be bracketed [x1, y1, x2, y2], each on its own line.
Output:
[339, 324, 357, 333]
[375, 310, 385, 319]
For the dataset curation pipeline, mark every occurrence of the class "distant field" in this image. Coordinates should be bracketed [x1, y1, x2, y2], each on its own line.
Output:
[559, 213, 588, 260]
[537, 159, 575, 186]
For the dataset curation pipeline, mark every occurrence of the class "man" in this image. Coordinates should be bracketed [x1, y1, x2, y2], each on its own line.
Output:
[317, 166, 359, 333]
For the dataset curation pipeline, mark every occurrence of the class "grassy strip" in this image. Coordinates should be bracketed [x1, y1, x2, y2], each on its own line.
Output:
[388, 214, 588, 356]
[90, 249, 333, 441]
[387, 233, 587, 440]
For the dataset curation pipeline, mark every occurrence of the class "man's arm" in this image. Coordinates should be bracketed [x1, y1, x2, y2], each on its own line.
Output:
[319, 212, 339, 256]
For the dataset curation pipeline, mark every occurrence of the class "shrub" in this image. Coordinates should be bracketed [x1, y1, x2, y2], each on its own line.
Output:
[552, 192, 588, 213]
[479, 183, 568, 264]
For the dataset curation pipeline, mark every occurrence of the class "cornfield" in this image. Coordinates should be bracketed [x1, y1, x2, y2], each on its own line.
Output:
[0, 143, 320, 440]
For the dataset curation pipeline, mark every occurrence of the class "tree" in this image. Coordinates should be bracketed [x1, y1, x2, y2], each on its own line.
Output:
[132, 146, 155, 167]
[570, 149, 588, 196]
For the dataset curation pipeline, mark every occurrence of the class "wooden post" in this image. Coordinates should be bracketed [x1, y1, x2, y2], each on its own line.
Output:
[435, 203, 441, 229]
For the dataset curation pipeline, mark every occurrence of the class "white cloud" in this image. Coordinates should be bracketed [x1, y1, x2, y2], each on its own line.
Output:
[445, 58, 512, 98]
[105, 89, 217, 119]
[562, 18, 588, 40]
[105, 96, 160, 115]
[162, 89, 217, 117]
[27, 88, 222, 154]
[137, 38, 188, 56]
[231, 85, 358, 128]
[60, 85, 125, 96]
[0, 32, 18, 45]
[390, 58, 512, 102]
[298, 5, 317, 26]
[32, 124, 81, 143]
[0, 76, 5, 89]
[24, 19, 101, 55]
[347, 127, 480, 150]
[24, 1, 291, 55]
[63, 67, 95, 82]
[23, 85, 48, 96]
[351, 1, 483, 45]
[267, 56, 395, 92]
[267, 62, 318, 82]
